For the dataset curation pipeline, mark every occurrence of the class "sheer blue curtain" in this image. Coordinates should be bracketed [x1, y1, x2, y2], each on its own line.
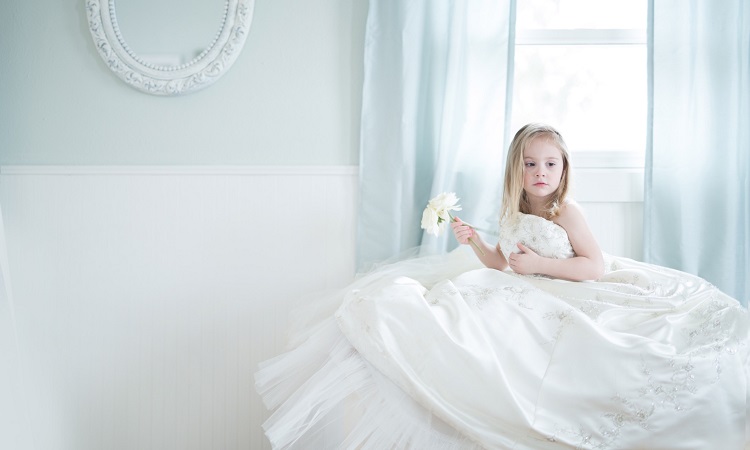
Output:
[357, 0, 516, 268]
[645, 0, 750, 305]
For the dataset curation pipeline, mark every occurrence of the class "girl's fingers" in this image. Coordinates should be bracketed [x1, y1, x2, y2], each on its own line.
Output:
[455, 231, 470, 243]
[452, 226, 472, 236]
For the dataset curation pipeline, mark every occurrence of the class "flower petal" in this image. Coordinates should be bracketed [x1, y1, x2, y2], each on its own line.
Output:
[420, 207, 440, 236]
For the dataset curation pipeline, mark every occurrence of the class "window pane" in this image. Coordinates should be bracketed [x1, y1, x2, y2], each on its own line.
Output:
[510, 45, 646, 152]
[517, 0, 646, 30]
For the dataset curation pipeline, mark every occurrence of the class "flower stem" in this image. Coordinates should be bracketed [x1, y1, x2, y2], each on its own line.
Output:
[469, 236, 485, 256]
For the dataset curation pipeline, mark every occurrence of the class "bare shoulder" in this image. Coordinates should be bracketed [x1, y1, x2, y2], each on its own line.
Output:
[553, 200, 589, 230]
[553, 199, 602, 258]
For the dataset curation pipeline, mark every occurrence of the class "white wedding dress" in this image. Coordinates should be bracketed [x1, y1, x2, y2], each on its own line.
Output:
[256, 213, 749, 449]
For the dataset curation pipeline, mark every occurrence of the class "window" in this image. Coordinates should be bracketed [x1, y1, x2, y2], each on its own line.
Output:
[511, 0, 647, 166]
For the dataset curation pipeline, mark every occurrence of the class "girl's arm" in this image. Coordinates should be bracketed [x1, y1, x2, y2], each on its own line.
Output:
[508, 202, 604, 281]
[451, 218, 509, 271]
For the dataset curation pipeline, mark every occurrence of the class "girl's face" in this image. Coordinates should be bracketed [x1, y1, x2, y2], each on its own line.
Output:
[522, 137, 564, 203]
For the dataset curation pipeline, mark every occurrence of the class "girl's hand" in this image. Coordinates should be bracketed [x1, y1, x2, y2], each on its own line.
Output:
[508, 243, 541, 275]
[450, 217, 474, 245]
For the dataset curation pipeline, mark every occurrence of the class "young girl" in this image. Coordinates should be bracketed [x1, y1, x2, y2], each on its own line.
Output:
[257, 124, 749, 450]
[451, 123, 604, 281]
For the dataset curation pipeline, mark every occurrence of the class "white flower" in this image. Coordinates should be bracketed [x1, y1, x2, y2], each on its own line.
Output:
[420, 206, 441, 236]
[420, 192, 485, 255]
[428, 192, 462, 215]
[420, 192, 462, 237]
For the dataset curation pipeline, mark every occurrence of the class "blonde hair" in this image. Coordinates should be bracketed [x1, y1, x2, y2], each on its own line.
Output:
[500, 123, 571, 221]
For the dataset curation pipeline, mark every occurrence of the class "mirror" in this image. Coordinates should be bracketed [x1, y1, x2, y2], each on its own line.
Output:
[115, 0, 226, 67]
[86, 0, 255, 96]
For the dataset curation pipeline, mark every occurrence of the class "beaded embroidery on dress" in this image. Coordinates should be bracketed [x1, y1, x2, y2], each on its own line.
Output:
[498, 212, 574, 261]
[256, 213, 750, 449]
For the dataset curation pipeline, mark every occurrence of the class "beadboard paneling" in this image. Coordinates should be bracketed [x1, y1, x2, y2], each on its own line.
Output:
[0, 167, 358, 450]
[580, 201, 643, 261]
[575, 168, 645, 261]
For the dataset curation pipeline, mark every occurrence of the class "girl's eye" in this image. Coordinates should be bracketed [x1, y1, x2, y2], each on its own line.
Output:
[547, 162, 556, 167]
[525, 162, 535, 167]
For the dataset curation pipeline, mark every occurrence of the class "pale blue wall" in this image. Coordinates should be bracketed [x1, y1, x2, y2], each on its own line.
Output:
[0, 0, 367, 165]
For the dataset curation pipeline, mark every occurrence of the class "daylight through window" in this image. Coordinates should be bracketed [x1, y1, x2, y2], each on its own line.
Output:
[511, 0, 647, 161]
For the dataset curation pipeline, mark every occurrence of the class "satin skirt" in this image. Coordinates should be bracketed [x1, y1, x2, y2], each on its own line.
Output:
[256, 248, 749, 449]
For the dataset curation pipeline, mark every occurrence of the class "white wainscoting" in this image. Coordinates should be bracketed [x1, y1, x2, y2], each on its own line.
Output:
[0, 166, 358, 450]
[574, 168, 644, 261]
[0, 165, 642, 450]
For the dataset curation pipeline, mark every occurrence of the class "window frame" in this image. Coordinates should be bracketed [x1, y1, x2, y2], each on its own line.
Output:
[513, 26, 647, 169]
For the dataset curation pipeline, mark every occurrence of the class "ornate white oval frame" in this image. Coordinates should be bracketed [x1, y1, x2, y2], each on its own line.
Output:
[85, 0, 254, 96]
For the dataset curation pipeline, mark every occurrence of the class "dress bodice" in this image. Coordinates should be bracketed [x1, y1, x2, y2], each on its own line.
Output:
[498, 213, 575, 261]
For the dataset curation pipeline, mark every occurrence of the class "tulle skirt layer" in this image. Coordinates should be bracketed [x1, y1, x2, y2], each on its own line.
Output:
[256, 249, 485, 449]
[256, 317, 482, 449]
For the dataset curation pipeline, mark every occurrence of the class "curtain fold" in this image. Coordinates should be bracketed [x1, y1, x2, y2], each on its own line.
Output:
[645, 0, 750, 305]
[357, 0, 515, 269]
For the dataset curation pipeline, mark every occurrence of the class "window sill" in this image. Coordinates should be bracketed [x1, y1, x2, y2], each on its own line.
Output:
[570, 152, 644, 203]
[572, 151, 645, 169]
